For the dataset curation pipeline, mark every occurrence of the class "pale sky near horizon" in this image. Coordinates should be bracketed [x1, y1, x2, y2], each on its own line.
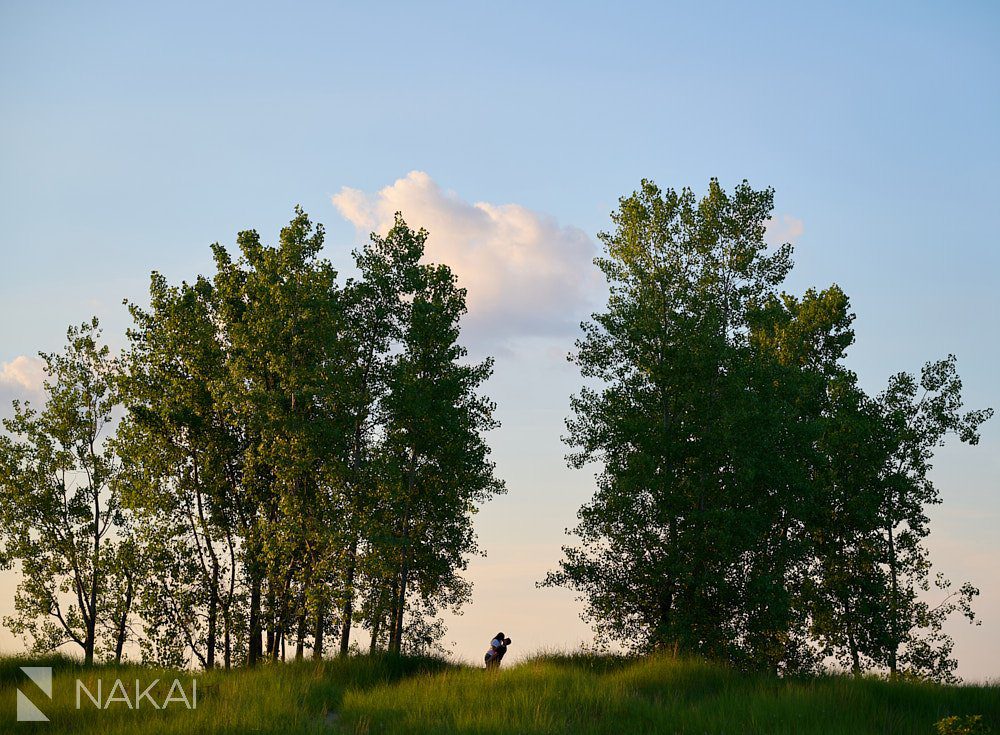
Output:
[1, 1, 998, 680]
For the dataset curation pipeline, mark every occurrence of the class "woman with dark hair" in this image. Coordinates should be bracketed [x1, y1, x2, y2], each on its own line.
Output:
[484, 631, 512, 669]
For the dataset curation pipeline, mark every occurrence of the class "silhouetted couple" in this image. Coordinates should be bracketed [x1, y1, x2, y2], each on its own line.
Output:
[484, 631, 511, 669]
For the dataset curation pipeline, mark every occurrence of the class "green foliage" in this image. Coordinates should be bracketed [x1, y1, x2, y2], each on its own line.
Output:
[1, 186, 989, 687]
[874, 356, 991, 680]
[207, 207, 352, 664]
[1, 207, 503, 669]
[111, 207, 502, 668]
[805, 355, 991, 682]
[547, 178, 992, 680]
[545, 179, 823, 670]
[375, 218, 504, 653]
[119, 271, 243, 668]
[0, 319, 129, 665]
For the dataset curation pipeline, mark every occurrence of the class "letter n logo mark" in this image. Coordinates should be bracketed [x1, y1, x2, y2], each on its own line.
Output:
[17, 666, 52, 721]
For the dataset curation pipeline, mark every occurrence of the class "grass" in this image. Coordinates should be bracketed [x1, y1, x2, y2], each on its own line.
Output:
[0, 651, 997, 734]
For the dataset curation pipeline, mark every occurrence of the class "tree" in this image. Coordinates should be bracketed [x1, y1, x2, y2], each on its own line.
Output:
[804, 354, 990, 682]
[0, 319, 132, 665]
[744, 285, 924, 676]
[118, 274, 243, 668]
[800, 376, 890, 676]
[334, 216, 424, 656]
[546, 177, 992, 680]
[99, 531, 142, 664]
[545, 179, 812, 670]
[873, 356, 990, 681]
[210, 207, 348, 664]
[368, 217, 504, 654]
[544, 180, 897, 672]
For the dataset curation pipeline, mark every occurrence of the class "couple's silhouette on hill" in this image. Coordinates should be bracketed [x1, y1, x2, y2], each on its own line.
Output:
[484, 632, 512, 669]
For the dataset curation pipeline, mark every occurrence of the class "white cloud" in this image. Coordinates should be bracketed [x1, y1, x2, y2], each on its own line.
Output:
[332, 172, 599, 345]
[0, 355, 45, 394]
[765, 214, 805, 246]
[0, 355, 46, 411]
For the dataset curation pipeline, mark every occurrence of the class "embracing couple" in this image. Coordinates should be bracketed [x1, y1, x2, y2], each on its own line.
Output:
[484, 631, 512, 669]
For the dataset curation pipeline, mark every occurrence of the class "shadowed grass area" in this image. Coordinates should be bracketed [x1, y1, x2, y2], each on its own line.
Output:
[0, 653, 85, 689]
[0, 653, 451, 734]
[0, 653, 996, 734]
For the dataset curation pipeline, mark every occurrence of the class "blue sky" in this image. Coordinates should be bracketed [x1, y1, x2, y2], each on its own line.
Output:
[1, 1, 998, 678]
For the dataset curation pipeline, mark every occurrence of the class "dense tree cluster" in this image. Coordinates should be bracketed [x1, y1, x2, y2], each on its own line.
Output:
[0, 209, 504, 666]
[544, 179, 991, 681]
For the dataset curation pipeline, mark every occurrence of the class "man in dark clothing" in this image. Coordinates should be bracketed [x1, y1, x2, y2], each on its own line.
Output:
[495, 636, 511, 664]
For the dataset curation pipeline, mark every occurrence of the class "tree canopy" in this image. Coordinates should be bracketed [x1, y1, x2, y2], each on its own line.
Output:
[1, 209, 504, 667]
[544, 179, 991, 680]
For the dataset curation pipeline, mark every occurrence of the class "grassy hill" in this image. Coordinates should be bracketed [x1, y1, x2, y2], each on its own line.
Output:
[1, 652, 997, 734]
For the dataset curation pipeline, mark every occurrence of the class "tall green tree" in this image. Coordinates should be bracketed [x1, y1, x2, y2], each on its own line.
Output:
[370, 218, 504, 655]
[873, 356, 989, 680]
[211, 207, 348, 664]
[334, 216, 424, 656]
[547, 177, 991, 680]
[800, 376, 890, 676]
[545, 179, 850, 671]
[0, 319, 132, 665]
[803, 354, 990, 682]
[118, 274, 243, 668]
[3, 207, 505, 668]
[747, 286, 873, 672]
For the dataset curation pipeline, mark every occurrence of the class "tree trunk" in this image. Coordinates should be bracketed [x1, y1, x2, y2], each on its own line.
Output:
[390, 447, 418, 655]
[340, 534, 358, 656]
[295, 588, 306, 660]
[887, 519, 899, 676]
[86, 487, 100, 666]
[248, 567, 263, 666]
[266, 575, 277, 659]
[223, 520, 237, 671]
[368, 581, 387, 652]
[369, 616, 381, 652]
[848, 629, 861, 676]
[224, 616, 232, 670]
[313, 601, 325, 659]
[114, 572, 134, 664]
[206, 563, 219, 669]
[386, 577, 400, 652]
[391, 563, 409, 654]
